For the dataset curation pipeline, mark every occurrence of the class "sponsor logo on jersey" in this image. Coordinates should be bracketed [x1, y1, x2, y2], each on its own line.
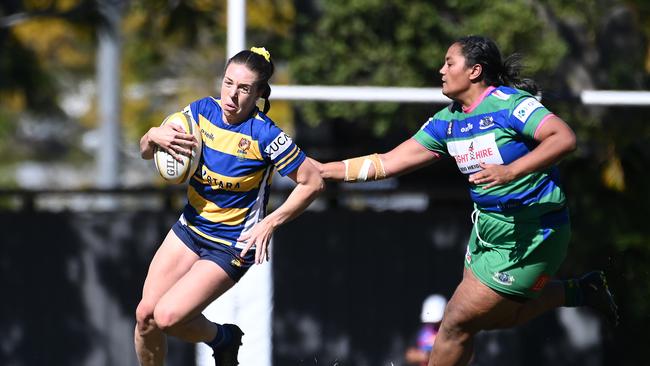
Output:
[202, 168, 242, 191]
[201, 128, 215, 141]
[465, 246, 472, 264]
[493, 271, 515, 286]
[479, 116, 495, 129]
[460, 122, 474, 133]
[468, 142, 475, 160]
[447, 122, 453, 135]
[447, 133, 504, 174]
[513, 97, 543, 123]
[264, 132, 293, 160]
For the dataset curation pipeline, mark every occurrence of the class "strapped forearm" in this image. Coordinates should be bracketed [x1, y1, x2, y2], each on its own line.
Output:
[343, 153, 387, 182]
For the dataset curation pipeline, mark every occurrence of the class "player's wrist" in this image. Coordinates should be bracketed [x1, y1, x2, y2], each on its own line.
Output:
[317, 161, 344, 180]
[343, 153, 386, 182]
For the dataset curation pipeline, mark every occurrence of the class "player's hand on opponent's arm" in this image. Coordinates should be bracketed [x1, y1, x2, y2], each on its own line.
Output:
[307, 157, 345, 181]
[468, 162, 517, 189]
[140, 123, 198, 161]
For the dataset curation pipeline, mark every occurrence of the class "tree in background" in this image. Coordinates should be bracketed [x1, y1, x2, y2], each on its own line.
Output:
[290, 1, 565, 141]
[0, 0, 295, 187]
[0, 0, 97, 172]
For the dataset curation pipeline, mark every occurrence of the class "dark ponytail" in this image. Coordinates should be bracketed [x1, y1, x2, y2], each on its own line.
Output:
[225, 47, 275, 113]
[456, 35, 538, 95]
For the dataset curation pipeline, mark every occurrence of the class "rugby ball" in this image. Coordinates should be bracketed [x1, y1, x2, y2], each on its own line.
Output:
[153, 111, 202, 184]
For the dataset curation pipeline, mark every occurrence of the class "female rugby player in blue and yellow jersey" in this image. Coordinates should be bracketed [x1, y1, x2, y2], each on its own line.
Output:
[313, 36, 618, 366]
[135, 47, 323, 366]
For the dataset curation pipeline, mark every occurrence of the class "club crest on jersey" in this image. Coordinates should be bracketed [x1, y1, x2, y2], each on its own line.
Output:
[237, 138, 251, 160]
[479, 116, 495, 130]
[493, 272, 515, 286]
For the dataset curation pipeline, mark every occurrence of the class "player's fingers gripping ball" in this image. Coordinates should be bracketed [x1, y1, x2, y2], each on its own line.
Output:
[154, 112, 202, 184]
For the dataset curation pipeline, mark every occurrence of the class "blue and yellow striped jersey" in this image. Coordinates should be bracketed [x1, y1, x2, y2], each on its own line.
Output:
[414, 86, 566, 217]
[179, 96, 306, 248]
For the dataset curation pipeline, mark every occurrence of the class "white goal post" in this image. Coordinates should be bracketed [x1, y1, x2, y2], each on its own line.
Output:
[270, 85, 650, 106]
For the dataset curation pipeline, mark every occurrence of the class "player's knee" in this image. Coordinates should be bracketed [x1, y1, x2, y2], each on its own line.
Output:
[152, 303, 182, 332]
[135, 300, 156, 331]
[439, 303, 476, 341]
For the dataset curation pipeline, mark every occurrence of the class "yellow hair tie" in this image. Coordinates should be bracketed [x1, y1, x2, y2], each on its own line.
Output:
[250, 47, 271, 62]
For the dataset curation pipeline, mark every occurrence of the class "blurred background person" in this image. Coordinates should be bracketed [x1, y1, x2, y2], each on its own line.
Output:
[405, 294, 447, 366]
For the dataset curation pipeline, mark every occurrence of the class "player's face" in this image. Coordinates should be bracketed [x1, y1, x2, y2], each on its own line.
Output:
[221, 63, 262, 124]
[439, 43, 473, 99]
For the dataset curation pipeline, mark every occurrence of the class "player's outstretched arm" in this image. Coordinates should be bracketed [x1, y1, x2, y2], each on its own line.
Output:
[311, 138, 440, 183]
[239, 158, 324, 263]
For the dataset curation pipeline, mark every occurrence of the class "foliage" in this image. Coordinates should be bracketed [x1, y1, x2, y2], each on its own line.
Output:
[289, 0, 567, 138]
[0, 0, 296, 167]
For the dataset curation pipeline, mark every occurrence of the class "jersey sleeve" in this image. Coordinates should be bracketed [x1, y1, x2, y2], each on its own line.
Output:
[506, 94, 553, 139]
[183, 97, 212, 126]
[412, 117, 450, 157]
[259, 124, 306, 176]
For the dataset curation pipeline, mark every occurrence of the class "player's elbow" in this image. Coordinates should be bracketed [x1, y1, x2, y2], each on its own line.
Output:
[564, 130, 577, 154]
[139, 129, 156, 160]
[304, 174, 325, 198]
[141, 148, 153, 160]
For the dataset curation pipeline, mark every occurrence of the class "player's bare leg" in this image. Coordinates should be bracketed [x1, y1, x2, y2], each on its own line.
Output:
[134, 230, 200, 366]
[428, 268, 564, 366]
[153, 259, 240, 364]
[152, 260, 235, 342]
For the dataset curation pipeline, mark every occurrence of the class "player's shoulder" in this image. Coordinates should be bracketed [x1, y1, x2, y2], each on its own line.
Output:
[190, 96, 222, 114]
[488, 86, 537, 106]
[249, 109, 283, 141]
[419, 103, 457, 137]
[431, 102, 461, 121]
[250, 109, 274, 129]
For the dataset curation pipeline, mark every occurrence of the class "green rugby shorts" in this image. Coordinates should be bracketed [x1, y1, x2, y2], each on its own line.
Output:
[464, 208, 571, 299]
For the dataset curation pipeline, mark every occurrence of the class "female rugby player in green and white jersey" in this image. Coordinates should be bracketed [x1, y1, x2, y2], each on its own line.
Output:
[136, 47, 323, 366]
[312, 35, 618, 366]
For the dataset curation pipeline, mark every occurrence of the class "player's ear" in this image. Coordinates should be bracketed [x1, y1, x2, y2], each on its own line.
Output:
[468, 63, 482, 82]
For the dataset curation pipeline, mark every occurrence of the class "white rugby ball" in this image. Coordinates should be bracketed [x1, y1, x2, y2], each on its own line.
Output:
[153, 111, 202, 184]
